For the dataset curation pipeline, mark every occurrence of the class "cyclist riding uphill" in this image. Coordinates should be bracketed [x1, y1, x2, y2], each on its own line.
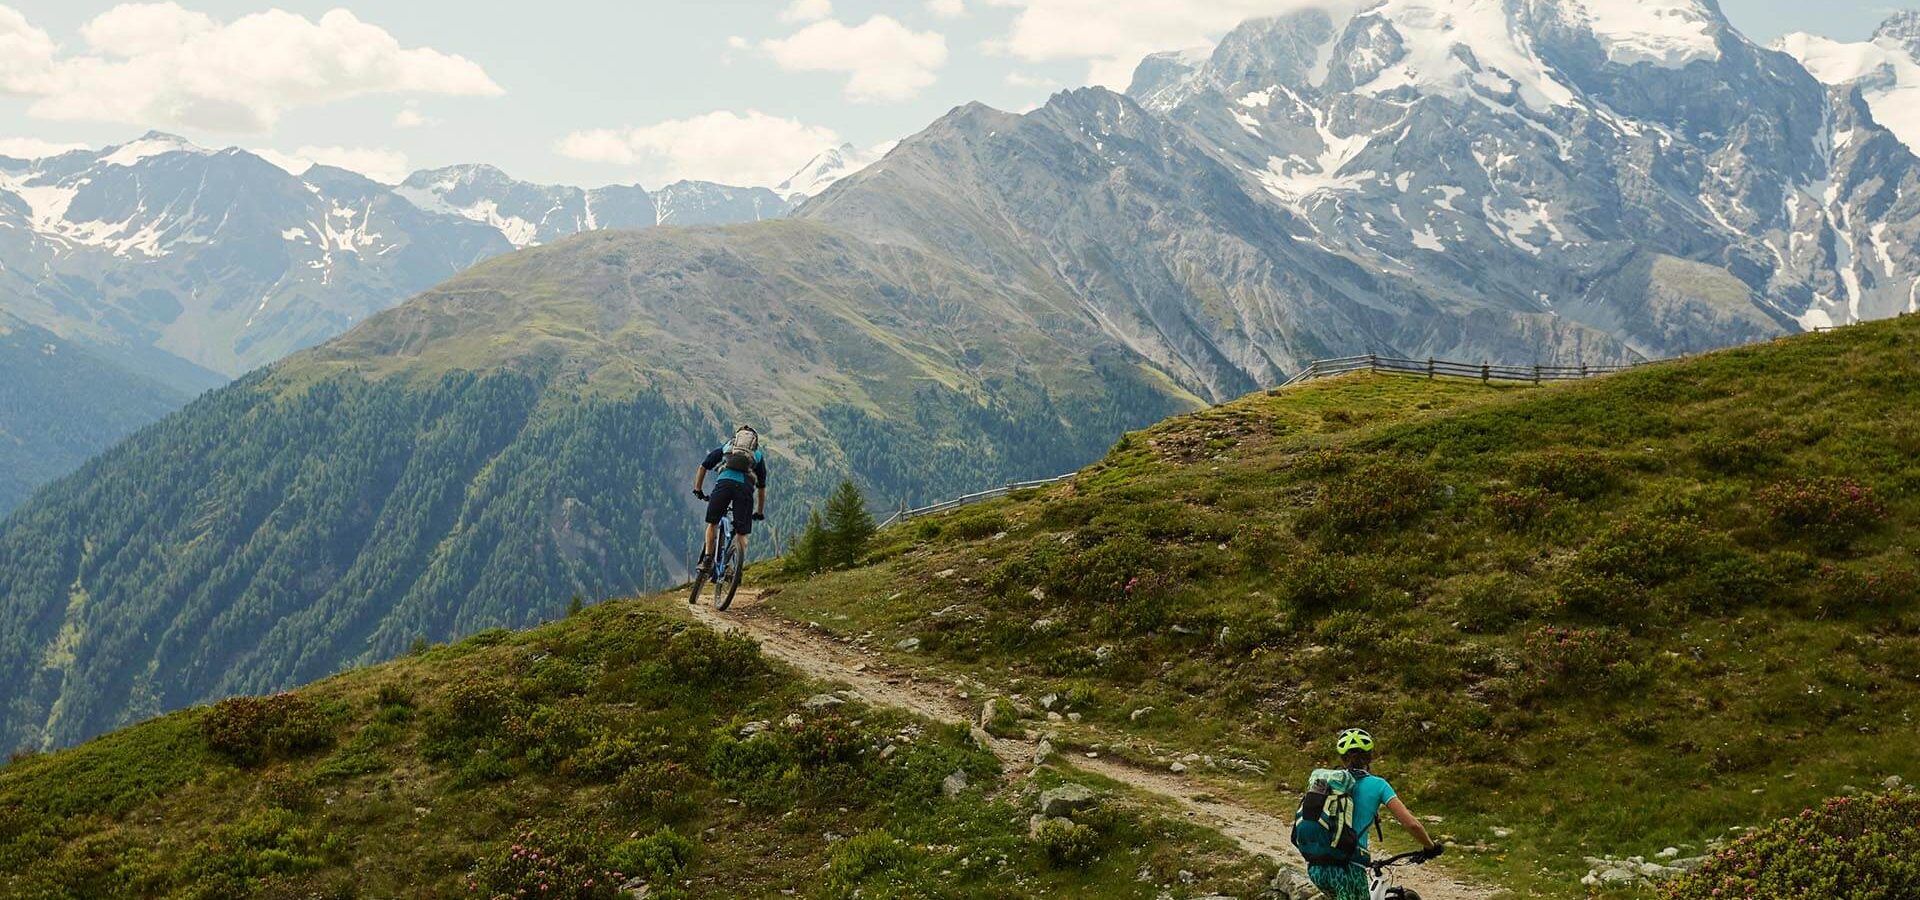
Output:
[693, 425, 768, 579]
[1291, 728, 1441, 900]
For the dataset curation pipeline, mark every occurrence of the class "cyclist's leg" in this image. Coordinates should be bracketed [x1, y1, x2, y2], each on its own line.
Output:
[729, 486, 754, 561]
[1306, 863, 1370, 900]
[701, 485, 734, 572]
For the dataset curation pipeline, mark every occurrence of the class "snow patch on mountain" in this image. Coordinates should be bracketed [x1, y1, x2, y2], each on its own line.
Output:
[1355, 0, 1576, 111]
[1776, 30, 1920, 155]
[98, 133, 208, 168]
[1564, 0, 1721, 68]
[778, 142, 895, 199]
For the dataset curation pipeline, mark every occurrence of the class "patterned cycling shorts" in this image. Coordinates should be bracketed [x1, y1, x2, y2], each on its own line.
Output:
[1307, 862, 1371, 900]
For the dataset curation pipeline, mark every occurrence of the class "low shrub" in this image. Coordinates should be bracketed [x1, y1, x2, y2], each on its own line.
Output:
[472, 828, 624, 900]
[941, 509, 1009, 542]
[1314, 461, 1436, 534]
[373, 684, 414, 709]
[1034, 819, 1101, 869]
[662, 628, 768, 688]
[1518, 626, 1629, 697]
[566, 734, 650, 783]
[1662, 791, 1919, 900]
[201, 693, 334, 767]
[1756, 477, 1888, 549]
[707, 713, 872, 809]
[608, 827, 694, 886]
[1281, 554, 1375, 613]
[1693, 430, 1784, 474]
[611, 760, 697, 822]
[1511, 449, 1616, 500]
[1485, 487, 1557, 530]
[176, 808, 342, 898]
[822, 831, 925, 895]
[1448, 574, 1542, 634]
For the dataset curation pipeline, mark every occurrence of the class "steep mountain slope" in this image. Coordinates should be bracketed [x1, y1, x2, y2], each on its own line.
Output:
[760, 314, 1920, 897]
[0, 221, 1196, 752]
[0, 601, 1270, 898]
[1124, 0, 1920, 343]
[0, 311, 189, 518]
[0, 136, 798, 384]
[1779, 12, 1920, 157]
[777, 142, 895, 200]
[397, 165, 792, 248]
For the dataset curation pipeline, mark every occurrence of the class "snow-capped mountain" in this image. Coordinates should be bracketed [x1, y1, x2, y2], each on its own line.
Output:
[0, 135, 800, 384]
[398, 165, 792, 248]
[1778, 12, 1920, 155]
[777, 142, 896, 200]
[1123, 0, 1920, 347]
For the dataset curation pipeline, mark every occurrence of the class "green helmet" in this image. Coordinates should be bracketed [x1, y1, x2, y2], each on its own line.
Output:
[1335, 728, 1374, 755]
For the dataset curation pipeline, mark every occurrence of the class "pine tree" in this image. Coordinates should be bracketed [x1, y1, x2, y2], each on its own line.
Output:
[786, 507, 827, 576]
[822, 480, 876, 569]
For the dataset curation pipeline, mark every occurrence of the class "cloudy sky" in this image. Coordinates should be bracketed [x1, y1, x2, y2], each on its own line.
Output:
[0, 1, 1905, 188]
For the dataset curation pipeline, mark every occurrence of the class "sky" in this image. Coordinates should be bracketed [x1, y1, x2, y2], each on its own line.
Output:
[0, 1, 1910, 189]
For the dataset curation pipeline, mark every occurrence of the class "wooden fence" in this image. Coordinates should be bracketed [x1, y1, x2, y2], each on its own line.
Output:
[878, 474, 1076, 528]
[1278, 353, 1643, 388]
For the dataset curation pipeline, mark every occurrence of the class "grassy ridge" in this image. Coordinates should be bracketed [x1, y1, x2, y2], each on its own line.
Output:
[757, 316, 1920, 897]
[0, 600, 1270, 899]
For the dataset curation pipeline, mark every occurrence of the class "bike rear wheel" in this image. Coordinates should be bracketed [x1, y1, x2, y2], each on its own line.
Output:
[715, 543, 745, 610]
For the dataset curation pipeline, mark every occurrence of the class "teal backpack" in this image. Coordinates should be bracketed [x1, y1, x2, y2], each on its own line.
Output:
[1290, 767, 1380, 865]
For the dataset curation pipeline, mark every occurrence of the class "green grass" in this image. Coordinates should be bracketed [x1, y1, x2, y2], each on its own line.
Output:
[754, 317, 1920, 898]
[0, 600, 1271, 899]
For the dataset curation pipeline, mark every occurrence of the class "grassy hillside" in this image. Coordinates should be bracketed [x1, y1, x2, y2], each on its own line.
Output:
[0, 221, 1197, 753]
[0, 313, 189, 518]
[755, 316, 1920, 897]
[0, 599, 1271, 899]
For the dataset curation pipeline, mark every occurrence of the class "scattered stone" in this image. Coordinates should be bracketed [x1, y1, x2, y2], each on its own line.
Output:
[804, 694, 845, 710]
[1657, 847, 1680, 860]
[895, 637, 922, 652]
[782, 713, 804, 727]
[934, 569, 958, 579]
[1039, 693, 1059, 710]
[1169, 762, 1187, 774]
[1886, 775, 1905, 791]
[1269, 866, 1320, 900]
[942, 770, 969, 797]
[1038, 784, 1098, 817]
[1094, 645, 1114, 661]
[621, 877, 651, 898]
[1047, 712, 1063, 722]
[879, 745, 897, 760]
[1130, 707, 1154, 722]
[1067, 712, 1083, 723]
[1085, 751, 1099, 759]
[1029, 587, 1046, 600]
[1491, 827, 1511, 838]
[1031, 618, 1054, 631]
[738, 720, 770, 738]
[1599, 867, 1637, 885]
[1033, 738, 1055, 765]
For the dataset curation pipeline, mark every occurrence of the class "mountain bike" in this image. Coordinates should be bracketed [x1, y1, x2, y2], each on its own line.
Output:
[688, 504, 745, 611]
[1365, 849, 1436, 900]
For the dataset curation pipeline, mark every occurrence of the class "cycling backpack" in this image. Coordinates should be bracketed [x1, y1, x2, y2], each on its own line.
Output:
[1291, 767, 1378, 866]
[722, 428, 759, 474]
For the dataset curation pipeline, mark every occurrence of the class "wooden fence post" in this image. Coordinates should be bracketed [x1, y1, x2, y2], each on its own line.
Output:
[1368, 353, 1378, 374]
[1533, 364, 1542, 385]
[1481, 363, 1491, 384]
[1580, 364, 1588, 379]
[1427, 357, 1435, 379]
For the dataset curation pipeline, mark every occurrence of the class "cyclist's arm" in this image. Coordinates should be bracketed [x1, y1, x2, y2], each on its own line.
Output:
[754, 460, 768, 515]
[695, 448, 722, 494]
[694, 467, 708, 493]
[1385, 798, 1437, 849]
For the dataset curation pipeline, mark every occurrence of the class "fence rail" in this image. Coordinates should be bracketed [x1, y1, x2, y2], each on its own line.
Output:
[1279, 353, 1643, 388]
[879, 474, 1076, 528]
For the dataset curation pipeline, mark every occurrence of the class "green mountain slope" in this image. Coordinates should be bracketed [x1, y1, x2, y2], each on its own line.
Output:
[0, 221, 1197, 752]
[0, 600, 1270, 899]
[0, 312, 190, 518]
[756, 317, 1920, 897]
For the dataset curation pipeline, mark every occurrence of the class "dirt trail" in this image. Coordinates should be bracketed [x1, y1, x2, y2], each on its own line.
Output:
[691, 592, 1493, 900]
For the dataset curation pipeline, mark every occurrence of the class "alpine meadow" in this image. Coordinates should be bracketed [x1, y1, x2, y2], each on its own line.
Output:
[1, 2, 1918, 899]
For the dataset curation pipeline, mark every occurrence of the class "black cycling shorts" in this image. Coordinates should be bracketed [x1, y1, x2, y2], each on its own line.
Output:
[704, 479, 756, 534]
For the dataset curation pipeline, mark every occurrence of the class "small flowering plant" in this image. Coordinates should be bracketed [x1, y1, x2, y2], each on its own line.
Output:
[1661, 791, 1920, 900]
[1755, 477, 1888, 550]
[472, 828, 625, 899]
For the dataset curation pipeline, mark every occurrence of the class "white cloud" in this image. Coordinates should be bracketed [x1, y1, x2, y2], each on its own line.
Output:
[778, 0, 833, 24]
[927, 0, 966, 18]
[255, 144, 411, 184]
[984, 0, 1327, 88]
[727, 35, 751, 50]
[393, 107, 432, 128]
[0, 4, 503, 133]
[1004, 71, 1059, 88]
[556, 110, 841, 187]
[761, 16, 948, 103]
[0, 136, 87, 158]
[0, 6, 58, 95]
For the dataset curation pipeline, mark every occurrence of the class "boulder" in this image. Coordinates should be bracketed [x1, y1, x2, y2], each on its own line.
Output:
[942, 770, 969, 797]
[804, 693, 845, 710]
[1268, 866, 1321, 900]
[1037, 784, 1098, 817]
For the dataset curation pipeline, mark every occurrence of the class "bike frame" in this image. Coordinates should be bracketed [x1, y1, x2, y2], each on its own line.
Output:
[713, 516, 736, 580]
[1366, 850, 1427, 900]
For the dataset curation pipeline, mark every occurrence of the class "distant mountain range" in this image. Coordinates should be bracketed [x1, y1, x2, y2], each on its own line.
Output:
[5, 2, 1920, 752]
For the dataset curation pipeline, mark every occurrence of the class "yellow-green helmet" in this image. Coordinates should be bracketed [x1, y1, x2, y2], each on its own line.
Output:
[1336, 728, 1374, 755]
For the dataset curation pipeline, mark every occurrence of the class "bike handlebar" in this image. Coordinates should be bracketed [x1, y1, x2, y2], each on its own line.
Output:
[1368, 849, 1435, 872]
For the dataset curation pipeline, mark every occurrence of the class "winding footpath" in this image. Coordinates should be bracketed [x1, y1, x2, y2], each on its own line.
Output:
[691, 592, 1493, 900]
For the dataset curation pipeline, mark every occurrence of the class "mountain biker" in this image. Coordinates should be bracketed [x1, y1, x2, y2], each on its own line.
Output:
[1299, 728, 1442, 900]
[693, 425, 768, 580]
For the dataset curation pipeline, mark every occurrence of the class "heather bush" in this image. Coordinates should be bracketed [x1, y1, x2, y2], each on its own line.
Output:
[1511, 449, 1616, 499]
[471, 828, 623, 900]
[1757, 477, 1888, 549]
[201, 693, 334, 767]
[607, 827, 693, 886]
[611, 760, 697, 822]
[822, 831, 927, 895]
[1034, 819, 1102, 869]
[1693, 429, 1784, 474]
[1662, 791, 1920, 900]
[1314, 461, 1436, 534]
[1485, 487, 1557, 530]
[1281, 554, 1375, 613]
[1518, 626, 1628, 697]
[661, 628, 768, 688]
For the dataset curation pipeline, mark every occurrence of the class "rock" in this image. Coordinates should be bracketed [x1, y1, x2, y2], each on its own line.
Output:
[1067, 712, 1083, 723]
[1598, 867, 1637, 885]
[980, 700, 1001, 727]
[934, 568, 958, 579]
[895, 637, 922, 651]
[1169, 761, 1187, 774]
[1491, 827, 1511, 838]
[1046, 712, 1063, 722]
[1130, 707, 1154, 722]
[804, 693, 845, 710]
[1887, 775, 1905, 790]
[1670, 856, 1708, 873]
[1031, 618, 1054, 631]
[738, 720, 770, 737]
[1580, 873, 1600, 887]
[1034, 738, 1056, 765]
[1039, 693, 1060, 710]
[621, 876, 651, 898]
[1037, 784, 1098, 817]
[782, 713, 804, 727]
[1029, 587, 1046, 601]
[1268, 866, 1320, 900]
[879, 745, 897, 760]
[942, 770, 969, 797]
[1657, 847, 1680, 859]
[1094, 645, 1114, 661]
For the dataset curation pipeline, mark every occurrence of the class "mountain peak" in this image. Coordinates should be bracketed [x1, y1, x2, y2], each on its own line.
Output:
[1877, 10, 1920, 55]
[100, 132, 208, 167]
